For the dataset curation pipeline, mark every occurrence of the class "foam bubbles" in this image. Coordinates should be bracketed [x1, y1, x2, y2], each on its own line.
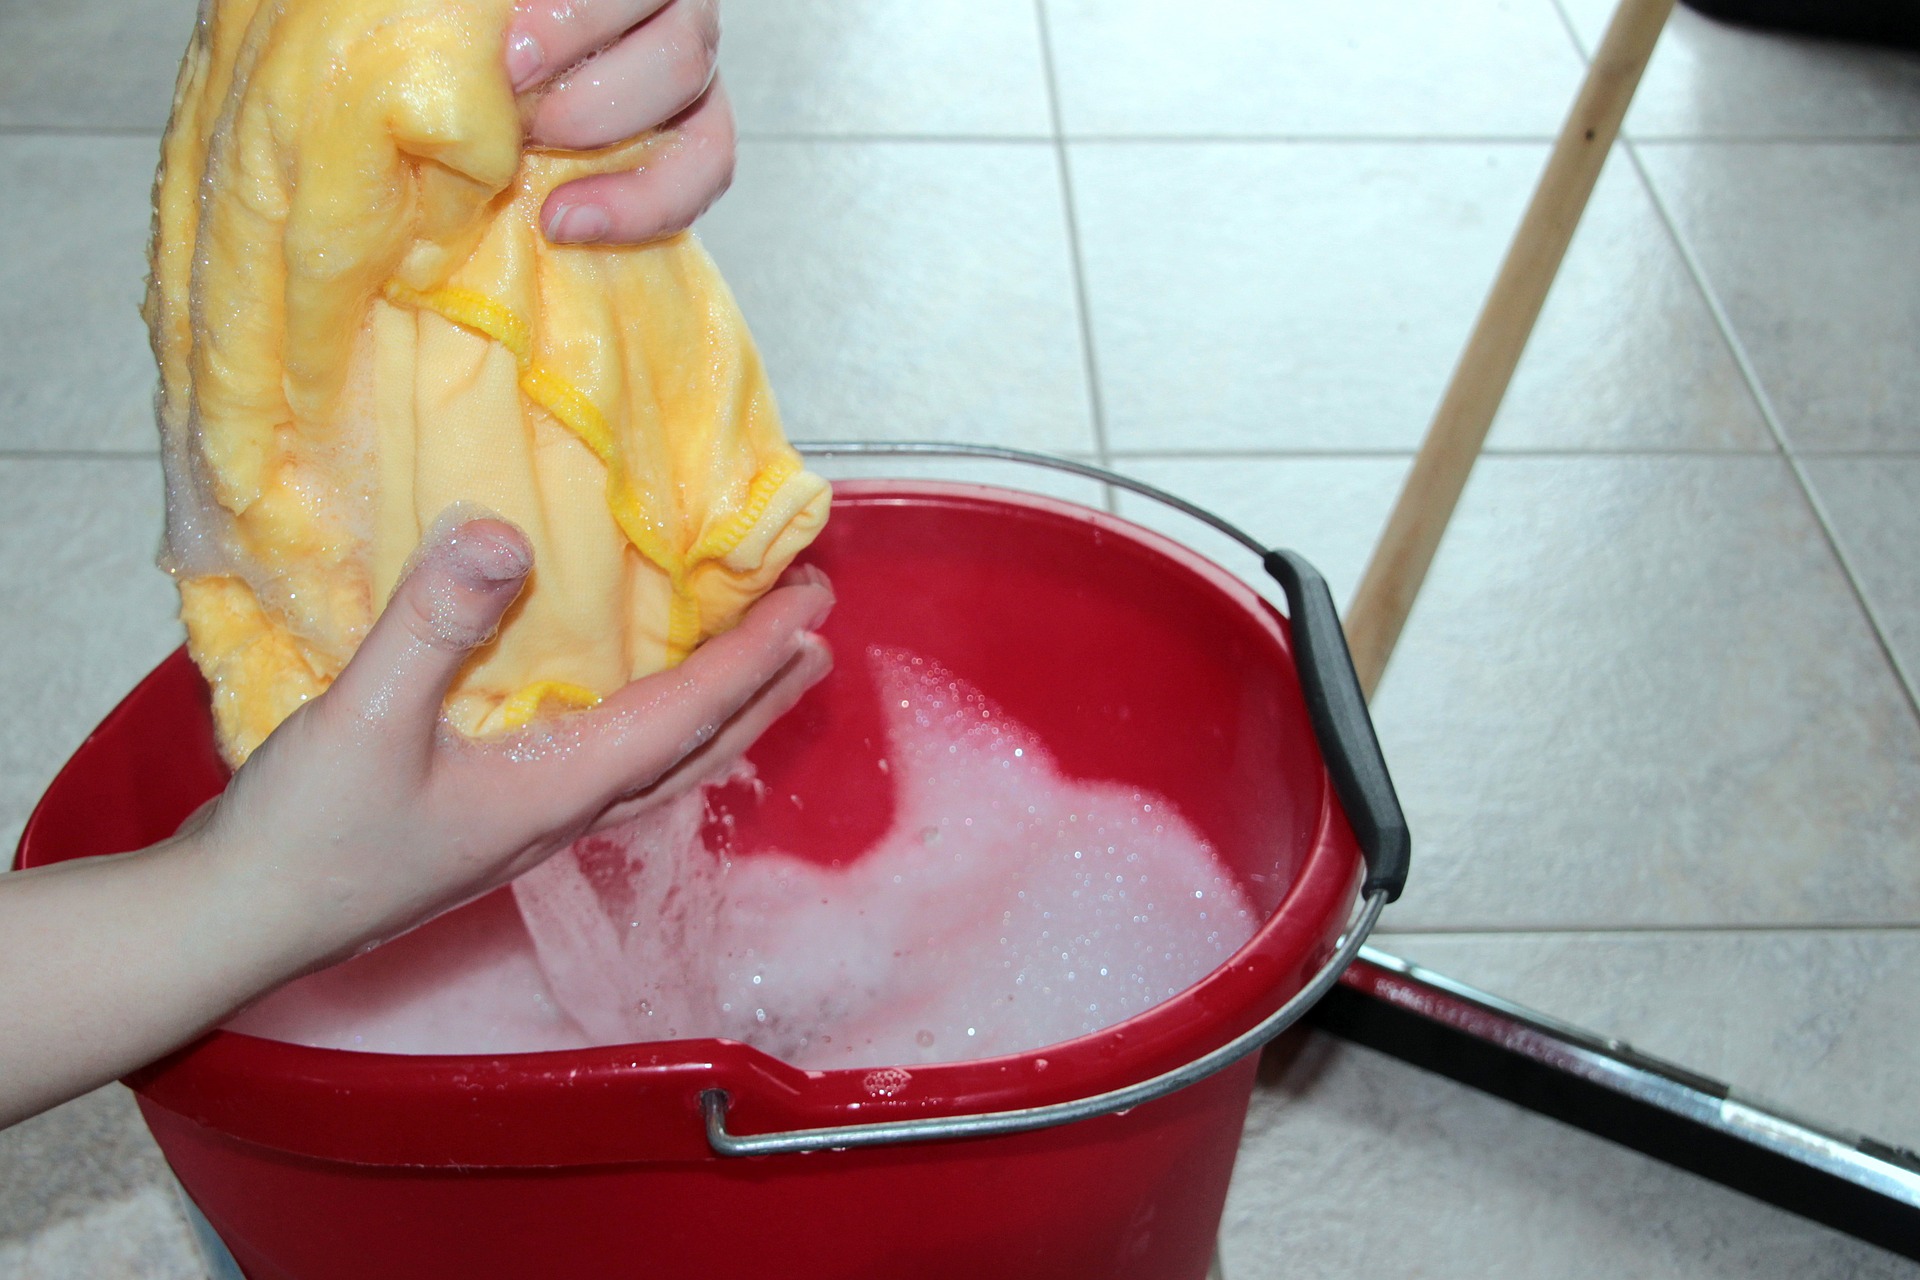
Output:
[236, 648, 1257, 1068]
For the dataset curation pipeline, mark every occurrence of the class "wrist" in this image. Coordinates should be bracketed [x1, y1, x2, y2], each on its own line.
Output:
[169, 820, 347, 998]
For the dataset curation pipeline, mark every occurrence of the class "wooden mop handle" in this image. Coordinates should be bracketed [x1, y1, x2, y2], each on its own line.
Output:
[1343, 0, 1674, 699]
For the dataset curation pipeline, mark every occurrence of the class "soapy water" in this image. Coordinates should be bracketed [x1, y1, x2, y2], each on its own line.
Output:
[231, 648, 1257, 1068]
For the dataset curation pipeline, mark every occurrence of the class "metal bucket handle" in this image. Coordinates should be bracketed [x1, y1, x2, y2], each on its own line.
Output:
[703, 442, 1408, 1158]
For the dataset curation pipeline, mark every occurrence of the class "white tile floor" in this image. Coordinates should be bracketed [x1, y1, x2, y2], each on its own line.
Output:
[2, 1, 1917, 1276]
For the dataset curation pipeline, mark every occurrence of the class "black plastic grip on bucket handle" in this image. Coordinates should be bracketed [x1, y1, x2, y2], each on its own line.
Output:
[1262, 549, 1410, 903]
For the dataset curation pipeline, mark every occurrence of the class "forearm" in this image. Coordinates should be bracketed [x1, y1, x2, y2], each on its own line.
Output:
[0, 836, 307, 1128]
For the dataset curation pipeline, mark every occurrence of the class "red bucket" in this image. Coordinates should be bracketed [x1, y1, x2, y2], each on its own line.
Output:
[18, 480, 1398, 1280]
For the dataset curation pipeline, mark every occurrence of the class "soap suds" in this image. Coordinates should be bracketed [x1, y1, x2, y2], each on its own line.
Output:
[234, 648, 1257, 1067]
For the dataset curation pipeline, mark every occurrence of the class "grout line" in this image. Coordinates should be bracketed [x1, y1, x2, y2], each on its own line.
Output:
[747, 132, 1560, 147]
[1549, 0, 1650, 155]
[620, 129, 1920, 149]
[1795, 447, 1920, 459]
[0, 449, 159, 461]
[0, 123, 162, 138]
[734, 132, 1883, 149]
[1538, 0, 1920, 862]
[1452, 445, 1784, 458]
[1450, 445, 1783, 458]
[1631, 134, 1920, 146]
[1377, 919, 1920, 938]
[1621, 139, 1920, 718]
[1547, 0, 1597, 62]
[1066, 133, 1559, 146]
[1543, 0, 1920, 149]
[1030, 0, 1117, 514]
[12, 127, 1885, 150]
[8, 128, 1902, 150]
[1109, 445, 1785, 461]
[737, 131, 1052, 145]
[1111, 447, 1415, 461]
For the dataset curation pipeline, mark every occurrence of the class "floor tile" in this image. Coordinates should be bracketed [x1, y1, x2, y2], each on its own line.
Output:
[0, 1184, 205, 1280]
[1112, 455, 1406, 612]
[1119, 455, 1920, 930]
[1073, 144, 1769, 454]
[0, 1086, 171, 1241]
[0, 460, 182, 855]
[0, 137, 164, 455]
[1075, 142, 1534, 454]
[0, 0, 185, 131]
[1043, 0, 1586, 138]
[723, 0, 1051, 137]
[1802, 457, 1920, 699]
[698, 141, 1097, 452]
[1637, 141, 1920, 452]
[1376, 455, 1920, 931]
[1379, 929, 1920, 1150]
[1495, 157, 1773, 452]
[1560, 0, 1920, 139]
[1220, 1032, 1914, 1278]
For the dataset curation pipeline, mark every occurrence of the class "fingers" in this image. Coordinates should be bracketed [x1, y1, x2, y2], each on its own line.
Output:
[506, 0, 674, 94]
[326, 519, 533, 735]
[507, 0, 734, 246]
[588, 631, 832, 829]
[537, 570, 833, 805]
[172, 797, 221, 841]
[528, 0, 720, 151]
[542, 78, 735, 244]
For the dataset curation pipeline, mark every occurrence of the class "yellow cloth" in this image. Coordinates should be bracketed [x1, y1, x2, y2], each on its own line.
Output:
[145, 0, 830, 764]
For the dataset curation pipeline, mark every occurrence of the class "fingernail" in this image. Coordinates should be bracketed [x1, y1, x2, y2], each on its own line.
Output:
[802, 588, 835, 631]
[445, 523, 533, 585]
[506, 31, 545, 91]
[795, 631, 833, 676]
[547, 202, 611, 243]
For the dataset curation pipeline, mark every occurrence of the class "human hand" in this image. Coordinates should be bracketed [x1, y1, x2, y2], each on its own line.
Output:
[505, 0, 734, 245]
[200, 516, 832, 972]
[0, 517, 828, 1125]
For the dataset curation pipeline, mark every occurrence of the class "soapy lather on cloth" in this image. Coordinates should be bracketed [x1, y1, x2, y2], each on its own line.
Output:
[148, 0, 829, 762]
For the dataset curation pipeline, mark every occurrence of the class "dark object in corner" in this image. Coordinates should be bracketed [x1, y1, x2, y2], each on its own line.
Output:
[1681, 0, 1920, 49]
[1306, 950, 1920, 1262]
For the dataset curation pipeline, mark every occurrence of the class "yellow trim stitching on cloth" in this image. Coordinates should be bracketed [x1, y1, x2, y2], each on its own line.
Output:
[520, 365, 615, 458]
[382, 280, 805, 695]
[385, 282, 533, 363]
[495, 679, 603, 731]
[691, 454, 802, 565]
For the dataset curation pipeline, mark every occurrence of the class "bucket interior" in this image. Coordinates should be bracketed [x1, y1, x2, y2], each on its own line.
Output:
[17, 481, 1361, 1166]
[717, 481, 1327, 914]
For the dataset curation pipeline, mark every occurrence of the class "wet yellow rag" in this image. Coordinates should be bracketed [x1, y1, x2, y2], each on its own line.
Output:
[145, 0, 830, 763]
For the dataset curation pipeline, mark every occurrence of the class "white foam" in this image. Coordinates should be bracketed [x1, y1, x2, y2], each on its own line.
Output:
[236, 649, 1257, 1067]
[229, 888, 587, 1055]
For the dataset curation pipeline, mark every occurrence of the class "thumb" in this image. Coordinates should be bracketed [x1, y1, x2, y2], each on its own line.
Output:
[327, 518, 533, 734]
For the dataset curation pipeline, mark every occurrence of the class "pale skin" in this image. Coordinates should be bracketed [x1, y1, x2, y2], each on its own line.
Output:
[0, 0, 760, 1128]
[513, 0, 735, 244]
[0, 520, 833, 1129]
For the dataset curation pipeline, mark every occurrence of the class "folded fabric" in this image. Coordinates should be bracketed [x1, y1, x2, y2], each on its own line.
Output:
[146, 0, 830, 763]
